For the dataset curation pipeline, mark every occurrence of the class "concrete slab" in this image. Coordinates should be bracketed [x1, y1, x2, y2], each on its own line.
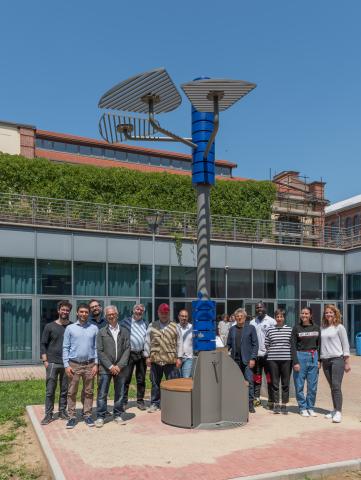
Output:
[27, 356, 361, 480]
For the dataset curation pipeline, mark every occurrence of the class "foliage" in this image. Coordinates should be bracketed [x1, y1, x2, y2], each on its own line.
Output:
[0, 153, 276, 219]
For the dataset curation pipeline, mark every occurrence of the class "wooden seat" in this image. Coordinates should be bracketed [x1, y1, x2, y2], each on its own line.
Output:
[160, 378, 193, 392]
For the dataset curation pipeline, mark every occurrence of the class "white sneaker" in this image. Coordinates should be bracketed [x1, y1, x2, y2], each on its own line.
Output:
[332, 411, 342, 423]
[324, 410, 335, 419]
[94, 418, 104, 428]
[147, 404, 159, 413]
[308, 409, 317, 417]
[300, 410, 310, 417]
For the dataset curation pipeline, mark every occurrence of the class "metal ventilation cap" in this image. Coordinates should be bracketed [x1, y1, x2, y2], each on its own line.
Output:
[181, 79, 256, 112]
[98, 68, 182, 114]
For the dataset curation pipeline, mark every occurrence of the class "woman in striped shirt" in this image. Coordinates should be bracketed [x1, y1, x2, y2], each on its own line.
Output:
[264, 309, 293, 414]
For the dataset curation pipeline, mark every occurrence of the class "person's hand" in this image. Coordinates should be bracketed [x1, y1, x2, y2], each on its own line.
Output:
[293, 363, 300, 372]
[114, 366, 121, 375]
[146, 358, 152, 368]
[65, 366, 74, 378]
[317, 361, 321, 370]
[91, 365, 98, 377]
[344, 361, 351, 373]
[249, 359, 255, 369]
[176, 359, 182, 369]
[109, 365, 118, 375]
[43, 361, 49, 369]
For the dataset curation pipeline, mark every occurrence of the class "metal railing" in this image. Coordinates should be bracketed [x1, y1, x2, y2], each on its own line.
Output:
[0, 192, 359, 249]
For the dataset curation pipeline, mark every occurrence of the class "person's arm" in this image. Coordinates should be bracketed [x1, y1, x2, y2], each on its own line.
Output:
[263, 329, 270, 355]
[63, 326, 74, 377]
[291, 326, 299, 369]
[250, 325, 258, 361]
[117, 329, 131, 369]
[40, 324, 50, 367]
[176, 326, 183, 368]
[339, 325, 351, 372]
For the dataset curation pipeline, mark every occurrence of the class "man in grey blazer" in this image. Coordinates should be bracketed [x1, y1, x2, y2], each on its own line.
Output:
[95, 306, 130, 427]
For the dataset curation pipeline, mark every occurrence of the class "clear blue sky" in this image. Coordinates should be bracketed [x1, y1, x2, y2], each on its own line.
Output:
[1, 0, 360, 203]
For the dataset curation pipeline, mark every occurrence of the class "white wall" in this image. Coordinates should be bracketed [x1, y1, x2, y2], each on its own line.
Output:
[0, 124, 21, 155]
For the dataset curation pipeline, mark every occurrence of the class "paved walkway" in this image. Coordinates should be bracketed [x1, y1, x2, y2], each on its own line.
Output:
[27, 356, 361, 480]
[0, 364, 44, 381]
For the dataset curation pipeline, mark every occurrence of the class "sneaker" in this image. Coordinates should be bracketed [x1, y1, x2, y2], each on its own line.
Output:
[324, 410, 336, 419]
[114, 416, 127, 425]
[300, 409, 310, 417]
[265, 402, 274, 411]
[41, 414, 54, 425]
[281, 405, 288, 415]
[253, 398, 261, 407]
[273, 404, 281, 414]
[66, 418, 77, 429]
[137, 401, 147, 411]
[332, 411, 342, 423]
[95, 418, 104, 428]
[58, 411, 70, 420]
[147, 404, 159, 413]
[105, 410, 112, 417]
[84, 416, 95, 427]
[249, 402, 256, 413]
[308, 409, 317, 417]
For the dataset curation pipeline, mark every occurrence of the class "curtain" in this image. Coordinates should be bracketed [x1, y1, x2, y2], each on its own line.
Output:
[1, 299, 32, 361]
[1, 258, 34, 294]
[74, 262, 105, 296]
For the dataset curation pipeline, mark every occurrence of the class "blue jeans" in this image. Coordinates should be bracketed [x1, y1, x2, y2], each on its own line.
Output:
[238, 361, 254, 403]
[97, 374, 124, 419]
[293, 351, 319, 411]
[180, 358, 193, 378]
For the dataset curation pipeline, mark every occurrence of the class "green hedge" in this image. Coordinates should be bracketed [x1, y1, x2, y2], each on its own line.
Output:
[0, 153, 276, 219]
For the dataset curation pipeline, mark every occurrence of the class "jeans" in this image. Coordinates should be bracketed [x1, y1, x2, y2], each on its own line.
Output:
[322, 357, 345, 412]
[237, 361, 254, 403]
[97, 373, 124, 419]
[45, 363, 68, 416]
[121, 351, 147, 406]
[293, 351, 319, 411]
[253, 356, 273, 402]
[150, 363, 179, 407]
[267, 360, 292, 404]
[180, 358, 193, 378]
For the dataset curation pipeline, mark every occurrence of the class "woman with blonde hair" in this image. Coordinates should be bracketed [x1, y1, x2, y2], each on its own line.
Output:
[321, 304, 351, 424]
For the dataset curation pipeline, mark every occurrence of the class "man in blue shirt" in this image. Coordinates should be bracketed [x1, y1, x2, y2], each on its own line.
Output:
[120, 304, 148, 410]
[63, 303, 98, 429]
[88, 299, 107, 330]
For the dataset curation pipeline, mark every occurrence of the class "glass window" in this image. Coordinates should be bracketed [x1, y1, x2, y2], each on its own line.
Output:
[53, 141, 66, 152]
[211, 268, 225, 298]
[79, 145, 92, 155]
[149, 156, 160, 166]
[324, 273, 343, 300]
[227, 299, 244, 317]
[127, 152, 139, 163]
[171, 266, 197, 298]
[172, 160, 182, 169]
[66, 142, 78, 154]
[347, 304, 361, 347]
[140, 298, 152, 324]
[347, 273, 361, 300]
[227, 269, 251, 298]
[37, 260, 71, 295]
[345, 217, 352, 231]
[0, 258, 34, 294]
[104, 148, 115, 159]
[110, 300, 135, 322]
[108, 264, 138, 297]
[277, 300, 299, 327]
[35, 138, 43, 148]
[173, 302, 193, 322]
[253, 270, 276, 299]
[155, 266, 169, 297]
[278, 271, 299, 299]
[140, 265, 152, 297]
[42, 139, 53, 149]
[138, 155, 150, 164]
[40, 299, 68, 336]
[91, 147, 103, 157]
[301, 272, 322, 300]
[1, 299, 32, 361]
[115, 150, 127, 161]
[74, 262, 106, 296]
[160, 157, 170, 167]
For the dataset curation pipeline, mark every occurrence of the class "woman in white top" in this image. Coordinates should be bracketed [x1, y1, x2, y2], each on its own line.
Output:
[321, 304, 351, 423]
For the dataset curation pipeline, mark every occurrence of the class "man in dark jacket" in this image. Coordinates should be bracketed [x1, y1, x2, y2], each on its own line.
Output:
[227, 307, 258, 413]
[95, 305, 130, 427]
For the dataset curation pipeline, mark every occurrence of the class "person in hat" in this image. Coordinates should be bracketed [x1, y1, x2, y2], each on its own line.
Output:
[143, 303, 183, 413]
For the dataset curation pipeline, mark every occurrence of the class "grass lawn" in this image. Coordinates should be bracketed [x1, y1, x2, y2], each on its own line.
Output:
[0, 374, 151, 479]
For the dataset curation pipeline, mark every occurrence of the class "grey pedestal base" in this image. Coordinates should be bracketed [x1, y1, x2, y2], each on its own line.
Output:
[160, 350, 249, 429]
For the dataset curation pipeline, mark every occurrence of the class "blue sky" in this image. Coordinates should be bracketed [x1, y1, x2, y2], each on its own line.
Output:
[1, 0, 360, 203]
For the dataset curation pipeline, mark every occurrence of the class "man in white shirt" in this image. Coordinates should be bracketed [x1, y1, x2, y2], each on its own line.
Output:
[250, 302, 276, 409]
[177, 309, 193, 378]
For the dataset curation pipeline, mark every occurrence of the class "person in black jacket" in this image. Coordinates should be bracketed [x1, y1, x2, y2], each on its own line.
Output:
[40, 300, 72, 425]
[227, 308, 258, 413]
[95, 305, 130, 427]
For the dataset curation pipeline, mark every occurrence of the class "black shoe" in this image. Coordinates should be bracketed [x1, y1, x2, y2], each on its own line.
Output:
[84, 416, 95, 427]
[66, 418, 77, 429]
[59, 411, 70, 420]
[249, 403, 256, 413]
[41, 414, 54, 425]
[137, 401, 146, 411]
[105, 410, 112, 416]
[281, 405, 288, 415]
[265, 401, 274, 411]
[273, 404, 281, 414]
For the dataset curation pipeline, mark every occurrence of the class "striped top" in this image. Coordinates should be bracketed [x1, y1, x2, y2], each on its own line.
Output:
[120, 317, 148, 352]
[264, 325, 292, 361]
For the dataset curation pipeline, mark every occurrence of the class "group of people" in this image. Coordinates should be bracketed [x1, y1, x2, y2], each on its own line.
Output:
[221, 302, 351, 422]
[40, 300, 193, 428]
[40, 298, 351, 429]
